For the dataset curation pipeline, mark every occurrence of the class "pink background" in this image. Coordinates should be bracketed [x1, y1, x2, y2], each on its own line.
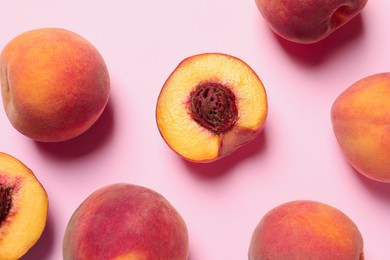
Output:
[1, 0, 390, 259]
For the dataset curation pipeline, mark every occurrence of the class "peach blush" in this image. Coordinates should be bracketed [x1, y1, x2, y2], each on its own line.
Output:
[63, 183, 189, 260]
[0, 27, 110, 142]
[249, 200, 364, 260]
[331, 72, 390, 183]
[255, 0, 368, 43]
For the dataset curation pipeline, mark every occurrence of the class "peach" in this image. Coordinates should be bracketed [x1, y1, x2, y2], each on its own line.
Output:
[63, 183, 189, 260]
[255, 0, 368, 44]
[156, 53, 267, 162]
[0, 152, 48, 259]
[249, 200, 364, 260]
[331, 72, 390, 183]
[0, 28, 110, 142]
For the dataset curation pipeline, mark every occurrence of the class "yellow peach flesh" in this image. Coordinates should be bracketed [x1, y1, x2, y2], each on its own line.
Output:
[0, 152, 48, 260]
[156, 53, 267, 162]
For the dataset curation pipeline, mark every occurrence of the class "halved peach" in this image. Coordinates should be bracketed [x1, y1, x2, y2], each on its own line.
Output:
[0, 152, 48, 259]
[156, 53, 267, 162]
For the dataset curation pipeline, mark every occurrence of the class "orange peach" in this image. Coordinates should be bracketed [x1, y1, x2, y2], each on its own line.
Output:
[255, 0, 368, 43]
[0, 152, 48, 259]
[249, 200, 364, 260]
[63, 183, 189, 260]
[331, 72, 390, 183]
[0, 28, 110, 142]
[156, 53, 267, 162]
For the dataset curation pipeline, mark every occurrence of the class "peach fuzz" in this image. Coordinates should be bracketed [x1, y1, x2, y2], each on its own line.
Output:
[331, 72, 390, 183]
[249, 200, 364, 260]
[63, 183, 189, 260]
[0, 28, 110, 142]
[0, 152, 48, 260]
[255, 0, 368, 44]
[156, 53, 267, 163]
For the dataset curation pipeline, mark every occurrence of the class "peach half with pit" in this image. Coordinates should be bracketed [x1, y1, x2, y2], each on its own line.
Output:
[331, 72, 390, 183]
[156, 53, 267, 162]
[249, 200, 364, 260]
[0, 152, 48, 259]
[63, 183, 189, 260]
[0, 28, 110, 142]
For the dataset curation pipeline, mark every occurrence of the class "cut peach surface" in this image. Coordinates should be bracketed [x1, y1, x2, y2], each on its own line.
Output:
[156, 53, 267, 162]
[0, 152, 48, 260]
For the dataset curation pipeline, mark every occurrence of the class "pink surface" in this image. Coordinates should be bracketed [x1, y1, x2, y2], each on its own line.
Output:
[1, 1, 389, 259]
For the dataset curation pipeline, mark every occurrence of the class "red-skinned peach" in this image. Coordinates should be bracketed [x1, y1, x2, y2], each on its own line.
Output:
[255, 0, 368, 44]
[63, 183, 189, 260]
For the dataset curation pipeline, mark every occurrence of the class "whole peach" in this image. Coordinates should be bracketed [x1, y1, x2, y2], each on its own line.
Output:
[255, 0, 368, 43]
[63, 183, 189, 260]
[331, 72, 390, 183]
[249, 200, 364, 260]
[0, 28, 110, 142]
